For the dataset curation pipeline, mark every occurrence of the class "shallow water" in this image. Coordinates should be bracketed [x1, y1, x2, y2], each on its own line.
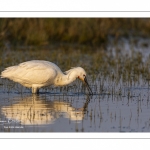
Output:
[0, 74, 150, 132]
[1, 38, 150, 132]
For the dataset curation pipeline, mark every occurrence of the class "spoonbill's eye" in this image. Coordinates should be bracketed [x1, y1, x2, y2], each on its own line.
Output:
[83, 74, 85, 77]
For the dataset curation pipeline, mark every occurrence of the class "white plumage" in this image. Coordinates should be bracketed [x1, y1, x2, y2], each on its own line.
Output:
[1, 60, 93, 94]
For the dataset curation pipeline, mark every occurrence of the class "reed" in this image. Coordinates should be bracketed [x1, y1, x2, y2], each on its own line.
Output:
[0, 18, 150, 47]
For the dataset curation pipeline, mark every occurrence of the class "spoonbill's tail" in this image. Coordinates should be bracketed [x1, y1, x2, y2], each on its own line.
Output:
[1, 66, 18, 79]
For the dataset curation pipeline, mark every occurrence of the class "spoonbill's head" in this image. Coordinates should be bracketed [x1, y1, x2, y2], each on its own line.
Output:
[65, 67, 93, 95]
[75, 67, 93, 95]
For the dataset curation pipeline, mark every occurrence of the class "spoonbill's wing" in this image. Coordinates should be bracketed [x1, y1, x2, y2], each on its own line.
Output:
[1, 61, 57, 85]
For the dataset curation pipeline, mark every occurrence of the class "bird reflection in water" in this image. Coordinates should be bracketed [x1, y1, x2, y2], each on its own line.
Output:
[1, 95, 91, 125]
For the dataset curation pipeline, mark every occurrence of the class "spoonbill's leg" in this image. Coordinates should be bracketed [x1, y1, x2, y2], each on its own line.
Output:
[32, 87, 39, 94]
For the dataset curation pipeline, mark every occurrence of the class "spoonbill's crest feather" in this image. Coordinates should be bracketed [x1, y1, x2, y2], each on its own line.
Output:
[64, 67, 86, 75]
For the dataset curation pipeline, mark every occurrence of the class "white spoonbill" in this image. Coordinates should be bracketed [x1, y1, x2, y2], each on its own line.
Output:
[1, 60, 93, 95]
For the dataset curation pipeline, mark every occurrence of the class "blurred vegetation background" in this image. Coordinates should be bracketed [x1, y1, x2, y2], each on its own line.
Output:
[0, 18, 150, 48]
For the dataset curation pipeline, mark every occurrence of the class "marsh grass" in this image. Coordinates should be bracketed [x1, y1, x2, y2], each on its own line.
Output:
[1, 18, 150, 47]
[0, 39, 150, 97]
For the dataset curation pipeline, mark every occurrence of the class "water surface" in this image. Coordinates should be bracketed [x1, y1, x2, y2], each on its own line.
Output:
[1, 38, 150, 132]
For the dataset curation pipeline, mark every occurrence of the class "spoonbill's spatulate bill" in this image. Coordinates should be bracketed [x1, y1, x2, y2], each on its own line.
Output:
[1, 60, 93, 95]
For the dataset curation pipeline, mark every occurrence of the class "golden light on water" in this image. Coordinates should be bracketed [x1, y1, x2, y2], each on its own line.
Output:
[1, 95, 84, 125]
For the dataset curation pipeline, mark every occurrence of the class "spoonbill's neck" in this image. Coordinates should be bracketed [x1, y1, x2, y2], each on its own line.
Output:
[54, 70, 77, 86]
